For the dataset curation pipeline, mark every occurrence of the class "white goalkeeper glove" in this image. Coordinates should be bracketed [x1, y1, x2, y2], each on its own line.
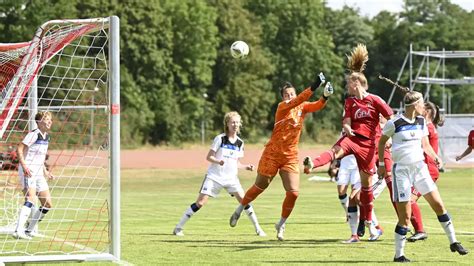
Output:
[323, 82, 334, 98]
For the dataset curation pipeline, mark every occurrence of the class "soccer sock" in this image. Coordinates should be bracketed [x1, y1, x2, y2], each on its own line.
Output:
[360, 186, 374, 221]
[438, 213, 457, 244]
[15, 201, 33, 232]
[244, 205, 262, 231]
[395, 225, 408, 258]
[281, 191, 299, 218]
[371, 209, 379, 227]
[312, 150, 335, 168]
[347, 206, 358, 235]
[410, 201, 424, 233]
[176, 203, 200, 229]
[241, 184, 265, 206]
[26, 206, 50, 233]
[338, 194, 348, 214]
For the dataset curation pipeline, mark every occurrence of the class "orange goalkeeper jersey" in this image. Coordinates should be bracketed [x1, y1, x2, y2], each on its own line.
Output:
[265, 88, 327, 155]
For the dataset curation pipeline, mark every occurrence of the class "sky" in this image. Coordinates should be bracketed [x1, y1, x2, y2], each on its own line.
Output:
[326, 0, 474, 18]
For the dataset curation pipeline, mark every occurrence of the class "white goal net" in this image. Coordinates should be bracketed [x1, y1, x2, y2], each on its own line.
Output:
[0, 17, 120, 263]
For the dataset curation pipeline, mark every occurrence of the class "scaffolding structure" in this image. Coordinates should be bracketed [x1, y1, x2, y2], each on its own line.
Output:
[388, 44, 474, 114]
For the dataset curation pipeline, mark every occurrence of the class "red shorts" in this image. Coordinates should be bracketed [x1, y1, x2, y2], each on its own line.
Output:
[257, 147, 299, 177]
[336, 135, 376, 175]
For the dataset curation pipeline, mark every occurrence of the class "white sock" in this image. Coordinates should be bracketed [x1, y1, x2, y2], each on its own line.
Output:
[339, 194, 348, 214]
[176, 203, 200, 229]
[26, 207, 49, 232]
[438, 213, 457, 244]
[277, 217, 287, 228]
[395, 225, 408, 258]
[347, 206, 359, 235]
[371, 210, 378, 227]
[245, 205, 262, 231]
[15, 204, 32, 233]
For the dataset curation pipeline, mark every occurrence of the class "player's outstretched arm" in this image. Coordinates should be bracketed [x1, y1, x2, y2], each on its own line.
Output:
[455, 146, 472, 161]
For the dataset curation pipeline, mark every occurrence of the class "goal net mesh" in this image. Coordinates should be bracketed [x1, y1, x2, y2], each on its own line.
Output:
[0, 18, 111, 257]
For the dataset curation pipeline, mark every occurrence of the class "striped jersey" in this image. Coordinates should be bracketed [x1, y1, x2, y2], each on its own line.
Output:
[382, 114, 428, 164]
[206, 133, 244, 184]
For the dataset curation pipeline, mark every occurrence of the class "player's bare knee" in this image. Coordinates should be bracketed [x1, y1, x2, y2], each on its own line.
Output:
[43, 200, 52, 209]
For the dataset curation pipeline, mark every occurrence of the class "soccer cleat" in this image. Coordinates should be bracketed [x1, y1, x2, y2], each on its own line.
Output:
[407, 231, 427, 242]
[25, 230, 41, 238]
[275, 223, 285, 241]
[172, 227, 184, 236]
[393, 255, 411, 263]
[342, 234, 360, 244]
[13, 231, 32, 240]
[229, 212, 241, 227]
[303, 156, 313, 174]
[450, 242, 468, 255]
[357, 220, 365, 237]
[256, 229, 267, 237]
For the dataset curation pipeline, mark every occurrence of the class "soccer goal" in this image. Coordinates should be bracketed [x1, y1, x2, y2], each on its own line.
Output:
[0, 16, 120, 263]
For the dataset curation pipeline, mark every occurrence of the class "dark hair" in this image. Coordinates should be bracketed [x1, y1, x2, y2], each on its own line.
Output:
[280, 81, 294, 97]
[424, 102, 444, 127]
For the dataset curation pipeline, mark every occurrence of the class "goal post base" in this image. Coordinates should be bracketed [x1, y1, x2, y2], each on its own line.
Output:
[0, 253, 118, 264]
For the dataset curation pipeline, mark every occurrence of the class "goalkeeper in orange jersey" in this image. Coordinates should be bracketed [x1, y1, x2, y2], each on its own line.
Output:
[229, 73, 334, 241]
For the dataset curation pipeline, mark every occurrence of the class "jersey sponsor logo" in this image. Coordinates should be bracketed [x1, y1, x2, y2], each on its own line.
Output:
[354, 108, 370, 119]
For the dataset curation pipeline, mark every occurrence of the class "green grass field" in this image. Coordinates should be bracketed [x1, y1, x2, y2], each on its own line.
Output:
[119, 167, 473, 265]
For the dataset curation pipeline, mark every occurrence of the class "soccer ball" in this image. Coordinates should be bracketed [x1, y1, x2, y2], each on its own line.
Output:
[230, 41, 249, 59]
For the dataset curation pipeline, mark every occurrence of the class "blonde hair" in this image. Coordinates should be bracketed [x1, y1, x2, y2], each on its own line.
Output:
[223, 111, 241, 134]
[35, 111, 52, 122]
[346, 44, 369, 89]
[403, 91, 423, 106]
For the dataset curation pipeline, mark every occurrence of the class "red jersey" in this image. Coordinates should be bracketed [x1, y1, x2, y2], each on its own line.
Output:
[424, 122, 439, 179]
[344, 93, 393, 141]
[469, 130, 474, 148]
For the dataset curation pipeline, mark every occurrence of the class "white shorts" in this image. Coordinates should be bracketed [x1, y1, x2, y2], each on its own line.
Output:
[199, 175, 244, 198]
[392, 161, 437, 202]
[336, 168, 360, 187]
[347, 171, 385, 200]
[19, 173, 49, 192]
[371, 177, 386, 199]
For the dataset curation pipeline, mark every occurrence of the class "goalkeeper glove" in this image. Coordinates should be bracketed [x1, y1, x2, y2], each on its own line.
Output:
[323, 82, 334, 99]
[311, 72, 326, 91]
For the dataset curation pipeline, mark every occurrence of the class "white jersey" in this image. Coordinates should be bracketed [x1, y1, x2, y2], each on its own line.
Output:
[339, 154, 358, 170]
[19, 129, 49, 178]
[206, 133, 244, 185]
[383, 114, 428, 165]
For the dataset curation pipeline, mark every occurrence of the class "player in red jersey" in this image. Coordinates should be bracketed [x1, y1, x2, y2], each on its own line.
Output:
[229, 74, 334, 241]
[455, 130, 474, 161]
[304, 44, 393, 239]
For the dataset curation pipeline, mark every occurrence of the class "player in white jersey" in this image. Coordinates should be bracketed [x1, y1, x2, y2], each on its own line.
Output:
[378, 91, 468, 262]
[173, 112, 265, 237]
[13, 111, 55, 240]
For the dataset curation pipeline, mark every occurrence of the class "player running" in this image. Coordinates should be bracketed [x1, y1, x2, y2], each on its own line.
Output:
[378, 91, 468, 262]
[173, 112, 265, 237]
[229, 73, 334, 241]
[304, 44, 393, 239]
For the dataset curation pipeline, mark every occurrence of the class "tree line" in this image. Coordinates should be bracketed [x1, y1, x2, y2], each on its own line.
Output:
[1, 0, 472, 146]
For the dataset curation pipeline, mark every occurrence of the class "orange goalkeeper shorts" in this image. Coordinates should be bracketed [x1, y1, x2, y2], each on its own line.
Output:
[257, 148, 299, 177]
